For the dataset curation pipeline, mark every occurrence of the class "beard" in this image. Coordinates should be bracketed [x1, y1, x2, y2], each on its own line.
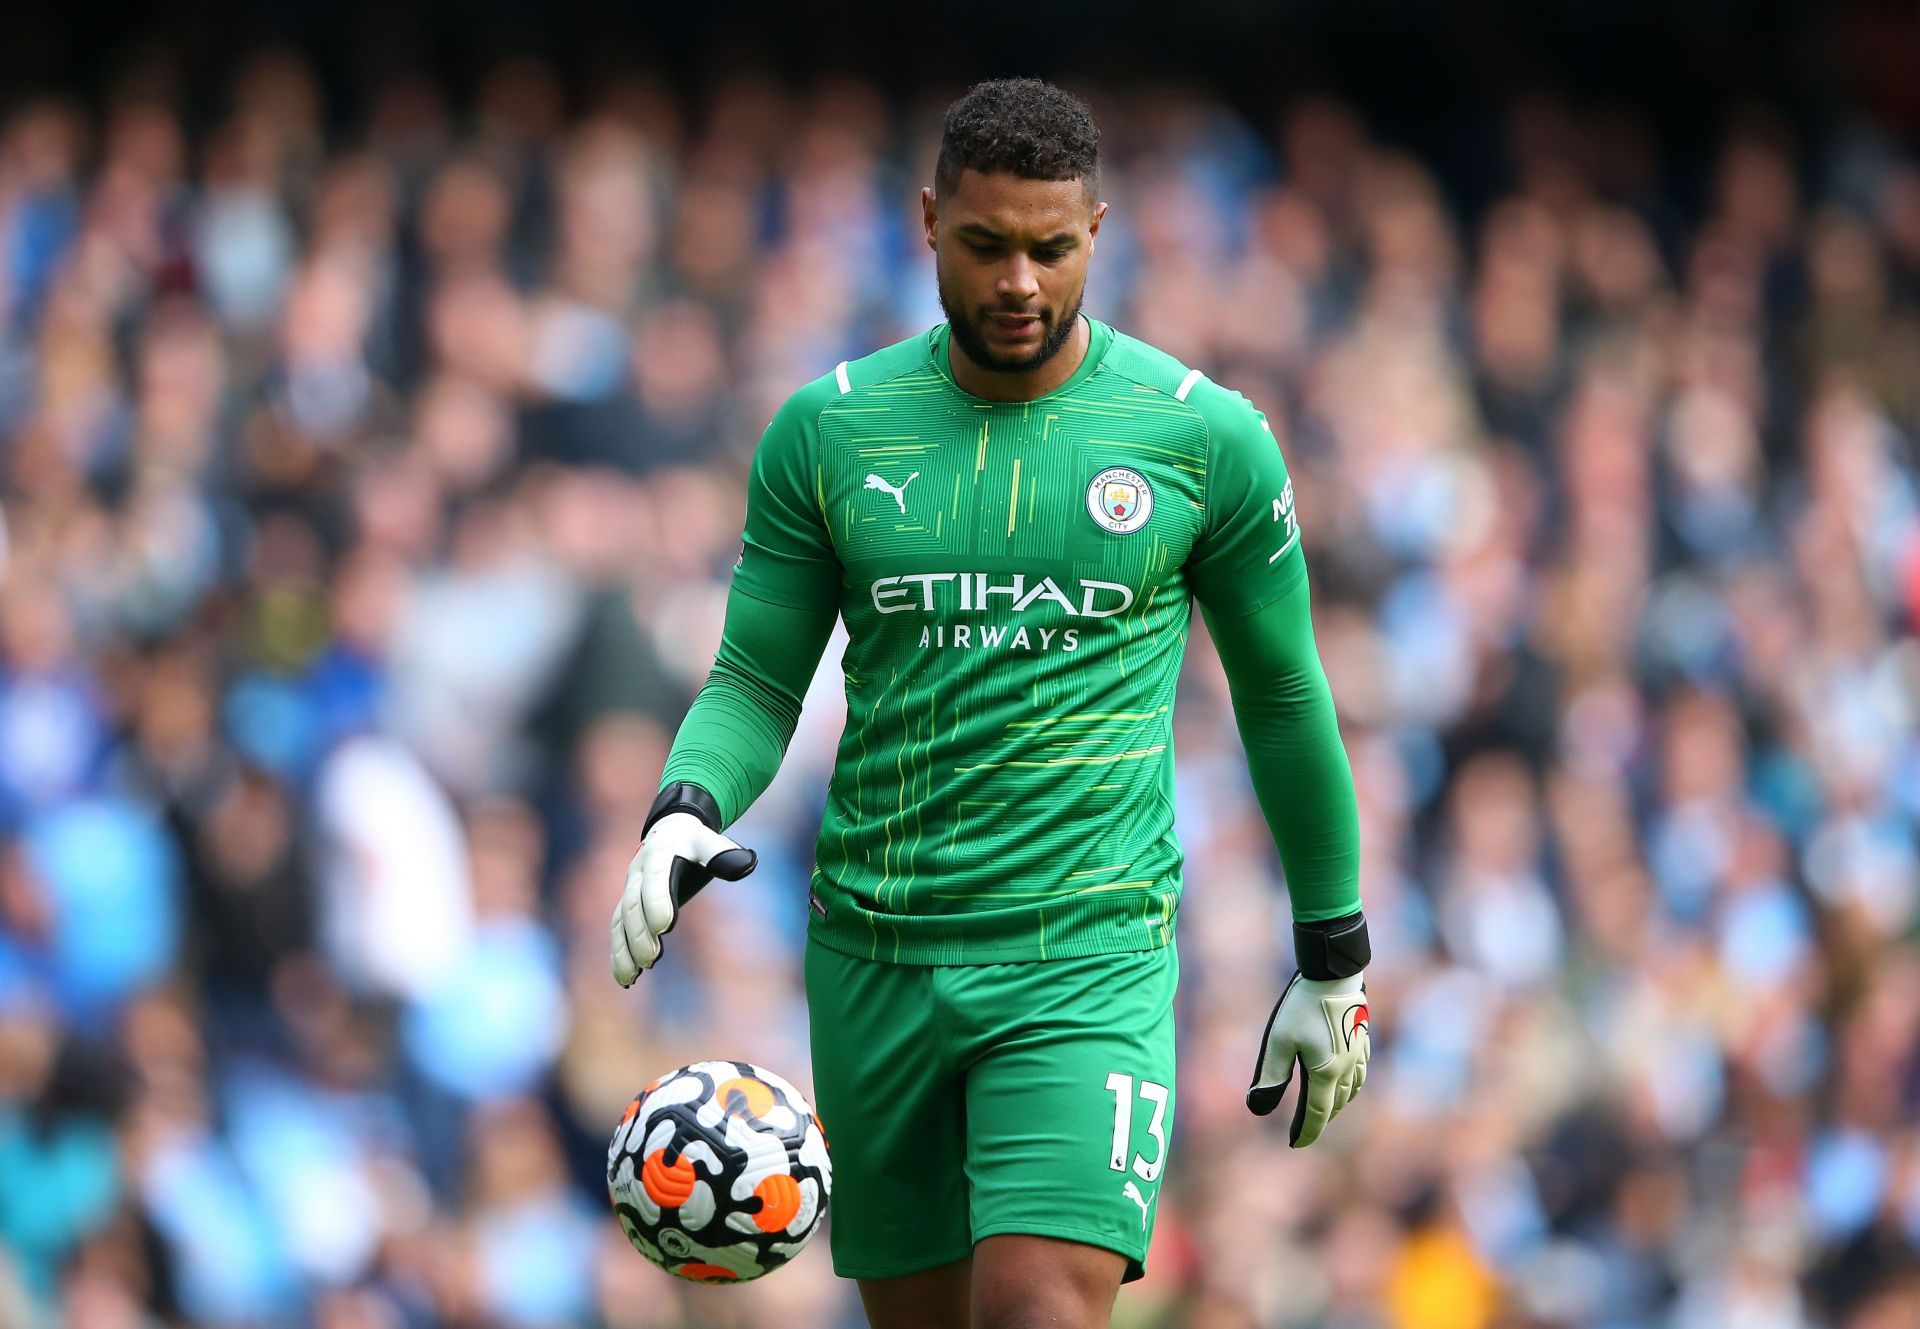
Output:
[937, 268, 1085, 375]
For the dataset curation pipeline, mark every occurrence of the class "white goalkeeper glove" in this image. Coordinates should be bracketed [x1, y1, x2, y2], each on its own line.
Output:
[610, 783, 757, 986]
[1247, 912, 1372, 1147]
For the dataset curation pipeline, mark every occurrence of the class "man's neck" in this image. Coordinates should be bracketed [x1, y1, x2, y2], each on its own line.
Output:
[947, 316, 1090, 402]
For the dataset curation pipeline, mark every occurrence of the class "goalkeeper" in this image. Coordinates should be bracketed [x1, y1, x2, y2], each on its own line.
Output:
[613, 78, 1369, 1329]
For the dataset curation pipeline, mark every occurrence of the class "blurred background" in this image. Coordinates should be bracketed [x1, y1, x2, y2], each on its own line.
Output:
[1, 1, 1918, 1326]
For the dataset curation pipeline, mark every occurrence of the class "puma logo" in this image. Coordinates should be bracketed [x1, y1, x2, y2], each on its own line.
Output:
[864, 471, 920, 514]
[1122, 1180, 1152, 1230]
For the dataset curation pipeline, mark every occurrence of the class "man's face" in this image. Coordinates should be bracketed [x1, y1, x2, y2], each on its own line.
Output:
[925, 169, 1106, 374]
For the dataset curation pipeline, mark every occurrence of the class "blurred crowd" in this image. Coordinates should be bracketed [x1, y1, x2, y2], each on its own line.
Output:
[0, 45, 1917, 1329]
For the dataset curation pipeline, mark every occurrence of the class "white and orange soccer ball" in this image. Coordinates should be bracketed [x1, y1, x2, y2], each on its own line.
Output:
[607, 1060, 832, 1283]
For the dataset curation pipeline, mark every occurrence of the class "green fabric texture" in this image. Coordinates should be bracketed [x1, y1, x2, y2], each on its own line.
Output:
[804, 941, 1178, 1282]
[661, 318, 1360, 961]
[1201, 578, 1362, 922]
[662, 585, 835, 823]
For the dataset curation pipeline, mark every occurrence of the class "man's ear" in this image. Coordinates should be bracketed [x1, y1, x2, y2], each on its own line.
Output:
[1089, 199, 1107, 252]
[922, 186, 939, 252]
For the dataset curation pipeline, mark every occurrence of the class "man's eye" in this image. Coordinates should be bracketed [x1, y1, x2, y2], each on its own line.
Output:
[966, 241, 1001, 257]
[1036, 247, 1070, 262]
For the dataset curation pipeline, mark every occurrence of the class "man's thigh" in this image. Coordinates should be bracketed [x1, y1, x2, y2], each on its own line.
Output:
[805, 941, 972, 1283]
[949, 946, 1179, 1283]
[854, 1241, 1123, 1329]
[857, 1256, 971, 1329]
[973, 1234, 1126, 1329]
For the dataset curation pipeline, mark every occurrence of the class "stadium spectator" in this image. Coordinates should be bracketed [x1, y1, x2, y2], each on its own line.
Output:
[0, 40, 1916, 1329]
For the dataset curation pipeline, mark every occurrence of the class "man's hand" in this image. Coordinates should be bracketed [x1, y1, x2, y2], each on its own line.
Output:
[1246, 971, 1370, 1147]
[1247, 911, 1372, 1147]
[610, 787, 757, 986]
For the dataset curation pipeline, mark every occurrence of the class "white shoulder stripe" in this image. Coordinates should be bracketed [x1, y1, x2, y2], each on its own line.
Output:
[1174, 368, 1204, 401]
[834, 361, 852, 394]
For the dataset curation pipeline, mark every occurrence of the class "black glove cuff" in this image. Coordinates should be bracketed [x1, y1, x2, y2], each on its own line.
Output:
[1293, 911, 1370, 980]
[644, 782, 723, 836]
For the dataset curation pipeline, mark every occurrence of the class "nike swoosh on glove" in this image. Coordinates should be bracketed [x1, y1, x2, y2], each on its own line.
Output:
[610, 800, 757, 986]
[1246, 971, 1370, 1147]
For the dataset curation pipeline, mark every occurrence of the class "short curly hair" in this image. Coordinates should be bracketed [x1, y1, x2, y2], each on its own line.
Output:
[935, 78, 1100, 200]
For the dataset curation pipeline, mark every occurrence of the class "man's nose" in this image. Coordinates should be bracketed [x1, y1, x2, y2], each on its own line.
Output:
[997, 253, 1040, 301]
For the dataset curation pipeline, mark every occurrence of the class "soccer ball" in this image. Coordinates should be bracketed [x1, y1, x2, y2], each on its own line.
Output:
[606, 1060, 832, 1283]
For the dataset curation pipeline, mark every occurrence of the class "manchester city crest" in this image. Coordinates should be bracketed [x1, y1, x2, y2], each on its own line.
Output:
[1086, 466, 1154, 535]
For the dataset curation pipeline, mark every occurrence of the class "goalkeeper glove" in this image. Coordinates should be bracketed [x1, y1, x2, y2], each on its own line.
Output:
[1247, 911, 1371, 1147]
[610, 782, 758, 986]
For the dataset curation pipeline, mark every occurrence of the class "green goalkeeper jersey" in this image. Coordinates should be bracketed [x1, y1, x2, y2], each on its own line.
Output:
[672, 317, 1332, 965]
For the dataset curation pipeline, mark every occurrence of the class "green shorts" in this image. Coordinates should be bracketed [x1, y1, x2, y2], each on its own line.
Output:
[803, 939, 1178, 1283]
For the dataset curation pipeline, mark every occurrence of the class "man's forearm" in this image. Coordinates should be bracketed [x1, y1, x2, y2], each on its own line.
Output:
[1201, 580, 1361, 922]
[660, 585, 837, 827]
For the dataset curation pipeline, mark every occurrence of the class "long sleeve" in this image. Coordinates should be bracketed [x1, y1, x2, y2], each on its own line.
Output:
[658, 372, 845, 826]
[1178, 369, 1359, 921]
[660, 584, 838, 828]
[1200, 576, 1361, 922]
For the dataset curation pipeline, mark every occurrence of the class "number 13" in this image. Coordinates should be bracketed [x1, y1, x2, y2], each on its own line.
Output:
[1105, 1073, 1170, 1182]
